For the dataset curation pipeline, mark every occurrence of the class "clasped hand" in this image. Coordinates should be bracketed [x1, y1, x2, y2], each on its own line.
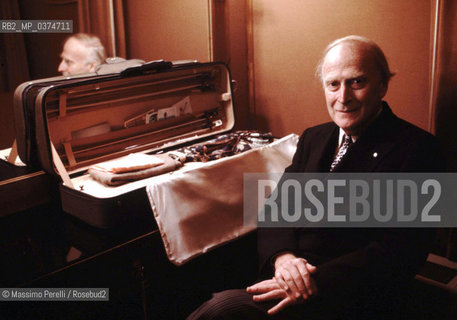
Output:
[246, 254, 317, 315]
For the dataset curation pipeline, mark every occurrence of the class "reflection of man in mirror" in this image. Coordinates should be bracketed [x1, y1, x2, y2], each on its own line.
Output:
[58, 33, 106, 76]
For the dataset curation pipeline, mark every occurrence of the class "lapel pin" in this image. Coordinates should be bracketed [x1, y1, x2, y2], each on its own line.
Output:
[373, 152, 378, 158]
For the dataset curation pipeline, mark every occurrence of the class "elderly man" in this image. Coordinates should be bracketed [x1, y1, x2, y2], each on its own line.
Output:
[187, 35, 445, 319]
[58, 33, 106, 76]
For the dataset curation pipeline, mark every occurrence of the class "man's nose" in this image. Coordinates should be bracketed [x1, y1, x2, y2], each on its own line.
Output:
[58, 60, 65, 73]
[337, 83, 351, 104]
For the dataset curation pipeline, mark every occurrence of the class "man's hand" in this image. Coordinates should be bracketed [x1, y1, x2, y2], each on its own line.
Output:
[247, 278, 295, 315]
[274, 253, 317, 301]
[246, 254, 317, 315]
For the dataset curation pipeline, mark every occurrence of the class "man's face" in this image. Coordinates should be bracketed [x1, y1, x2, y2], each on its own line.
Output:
[58, 38, 94, 76]
[322, 43, 387, 136]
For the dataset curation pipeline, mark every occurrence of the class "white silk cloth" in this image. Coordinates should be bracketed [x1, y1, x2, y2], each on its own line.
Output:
[146, 134, 298, 265]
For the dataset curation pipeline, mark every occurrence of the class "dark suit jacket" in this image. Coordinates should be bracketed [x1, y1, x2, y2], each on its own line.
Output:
[258, 102, 446, 317]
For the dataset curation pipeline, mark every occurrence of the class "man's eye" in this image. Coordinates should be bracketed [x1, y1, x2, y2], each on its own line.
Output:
[327, 81, 340, 91]
[350, 78, 367, 89]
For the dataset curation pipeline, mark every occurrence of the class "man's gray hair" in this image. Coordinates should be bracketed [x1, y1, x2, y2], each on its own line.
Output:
[316, 35, 395, 86]
[66, 33, 106, 66]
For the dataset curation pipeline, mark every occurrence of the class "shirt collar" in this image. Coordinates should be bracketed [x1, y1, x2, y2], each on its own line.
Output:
[338, 128, 357, 147]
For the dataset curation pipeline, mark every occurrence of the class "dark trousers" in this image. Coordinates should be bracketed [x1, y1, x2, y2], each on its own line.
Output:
[186, 289, 337, 320]
[186, 287, 409, 320]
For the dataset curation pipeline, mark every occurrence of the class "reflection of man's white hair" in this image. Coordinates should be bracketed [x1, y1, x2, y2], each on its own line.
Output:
[65, 33, 106, 66]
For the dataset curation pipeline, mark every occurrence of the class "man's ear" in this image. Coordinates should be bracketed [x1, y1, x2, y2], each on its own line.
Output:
[88, 63, 97, 73]
[378, 82, 388, 99]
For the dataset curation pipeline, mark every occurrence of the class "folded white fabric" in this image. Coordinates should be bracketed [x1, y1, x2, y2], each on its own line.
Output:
[146, 134, 299, 265]
[91, 153, 165, 173]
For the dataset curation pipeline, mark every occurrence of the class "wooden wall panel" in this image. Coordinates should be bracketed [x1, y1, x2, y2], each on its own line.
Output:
[250, 0, 433, 136]
[434, 0, 457, 171]
[123, 0, 212, 62]
[77, 0, 125, 58]
[225, 0, 251, 130]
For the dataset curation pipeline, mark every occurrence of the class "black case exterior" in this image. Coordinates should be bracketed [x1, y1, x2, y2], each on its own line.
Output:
[22, 61, 235, 228]
[14, 74, 99, 168]
[3, 76, 91, 216]
[59, 184, 152, 228]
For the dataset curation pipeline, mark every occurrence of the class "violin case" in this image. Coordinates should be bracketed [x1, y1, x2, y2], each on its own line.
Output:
[12, 60, 297, 240]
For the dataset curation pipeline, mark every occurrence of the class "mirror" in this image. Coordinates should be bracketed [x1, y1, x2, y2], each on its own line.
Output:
[0, 0, 225, 149]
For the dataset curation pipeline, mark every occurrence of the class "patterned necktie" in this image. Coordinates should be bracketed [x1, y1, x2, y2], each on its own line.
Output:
[330, 134, 352, 172]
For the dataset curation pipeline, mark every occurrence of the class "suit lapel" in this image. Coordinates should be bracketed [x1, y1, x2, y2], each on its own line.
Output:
[305, 124, 339, 172]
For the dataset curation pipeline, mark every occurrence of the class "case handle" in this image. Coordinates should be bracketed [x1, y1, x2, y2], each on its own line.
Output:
[95, 57, 145, 75]
[120, 60, 173, 77]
